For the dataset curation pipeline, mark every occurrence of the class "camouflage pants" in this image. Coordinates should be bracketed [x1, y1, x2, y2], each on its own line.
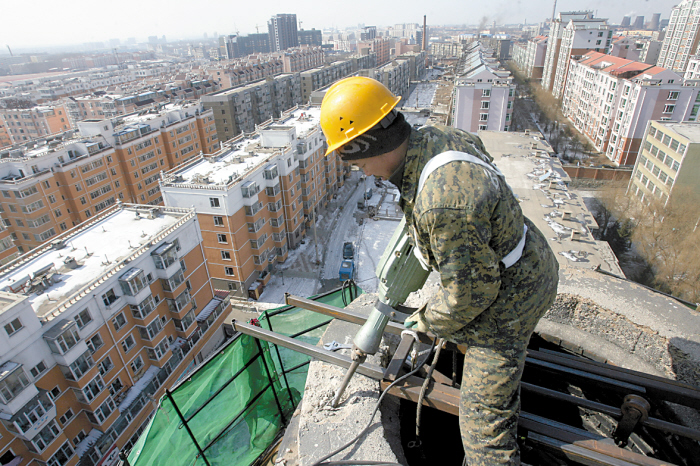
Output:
[452, 221, 559, 465]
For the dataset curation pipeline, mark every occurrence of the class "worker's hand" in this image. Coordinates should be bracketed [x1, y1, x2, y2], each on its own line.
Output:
[404, 306, 429, 333]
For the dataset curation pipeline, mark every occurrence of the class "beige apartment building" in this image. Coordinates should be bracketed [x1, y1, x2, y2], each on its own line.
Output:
[0, 102, 217, 254]
[0, 203, 230, 466]
[629, 121, 700, 204]
[160, 105, 349, 296]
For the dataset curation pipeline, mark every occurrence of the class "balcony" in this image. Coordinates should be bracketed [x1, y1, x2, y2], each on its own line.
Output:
[0, 362, 38, 415]
[118, 268, 151, 305]
[0, 390, 56, 441]
[43, 320, 89, 365]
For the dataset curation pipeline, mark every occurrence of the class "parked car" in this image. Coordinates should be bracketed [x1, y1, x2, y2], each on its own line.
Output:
[343, 242, 354, 259]
[339, 260, 355, 281]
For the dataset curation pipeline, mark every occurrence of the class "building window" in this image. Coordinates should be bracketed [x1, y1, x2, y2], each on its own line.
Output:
[75, 309, 92, 329]
[221, 251, 231, 260]
[59, 408, 74, 426]
[86, 333, 104, 354]
[482, 89, 491, 97]
[121, 334, 135, 353]
[217, 233, 228, 243]
[663, 104, 675, 113]
[130, 355, 144, 374]
[479, 114, 488, 121]
[480, 101, 490, 109]
[668, 91, 680, 100]
[30, 361, 48, 379]
[101, 288, 118, 306]
[209, 197, 220, 208]
[112, 312, 127, 331]
[225, 266, 234, 276]
[4, 318, 23, 336]
[213, 216, 224, 226]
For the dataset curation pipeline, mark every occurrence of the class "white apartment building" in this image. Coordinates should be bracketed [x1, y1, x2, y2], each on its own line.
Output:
[512, 36, 548, 81]
[0, 203, 229, 466]
[562, 52, 696, 166]
[451, 43, 515, 133]
[657, 0, 700, 74]
[542, 11, 610, 96]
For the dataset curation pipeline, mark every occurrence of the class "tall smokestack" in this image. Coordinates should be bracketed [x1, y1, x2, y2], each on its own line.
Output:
[422, 15, 427, 51]
[551, 0, 557, 23]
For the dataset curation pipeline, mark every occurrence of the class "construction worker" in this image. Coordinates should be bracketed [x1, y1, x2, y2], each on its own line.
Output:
[320, 77, 559, 465]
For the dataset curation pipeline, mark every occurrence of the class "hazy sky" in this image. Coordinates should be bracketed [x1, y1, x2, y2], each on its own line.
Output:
[1, 0, 683, 49]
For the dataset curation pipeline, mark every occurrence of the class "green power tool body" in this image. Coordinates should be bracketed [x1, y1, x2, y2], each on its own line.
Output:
[331, 217, 430, 407]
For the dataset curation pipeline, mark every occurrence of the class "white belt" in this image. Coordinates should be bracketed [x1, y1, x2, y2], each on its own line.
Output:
[413, 150, 527, 270]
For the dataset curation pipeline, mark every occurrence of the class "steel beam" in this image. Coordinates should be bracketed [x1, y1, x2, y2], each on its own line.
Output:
[232, 320, 385, 380]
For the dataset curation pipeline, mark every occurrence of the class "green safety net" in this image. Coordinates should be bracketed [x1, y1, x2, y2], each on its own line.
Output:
[127, 285, 361, 466]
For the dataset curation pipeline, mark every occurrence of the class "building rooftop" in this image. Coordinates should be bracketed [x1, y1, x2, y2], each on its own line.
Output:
[0, 203, 194, 322]
[655, 121, 700, 142]
[163, 106, 321, 188]
[478, 130, 623, 274]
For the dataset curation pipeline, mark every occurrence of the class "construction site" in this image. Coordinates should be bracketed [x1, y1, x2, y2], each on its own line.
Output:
[108, 55, 700, 466]
[120, 127, 700, 466]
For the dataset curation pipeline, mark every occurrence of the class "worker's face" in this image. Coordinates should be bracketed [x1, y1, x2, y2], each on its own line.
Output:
[348, 138, 408, 181]
[353, 154, 394, 180]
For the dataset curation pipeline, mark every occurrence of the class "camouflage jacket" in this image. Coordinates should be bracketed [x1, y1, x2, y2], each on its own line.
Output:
[398, 126, 527, 338]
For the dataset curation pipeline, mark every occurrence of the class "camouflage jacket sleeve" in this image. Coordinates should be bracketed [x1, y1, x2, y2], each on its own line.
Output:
[412, 163, 505, 338]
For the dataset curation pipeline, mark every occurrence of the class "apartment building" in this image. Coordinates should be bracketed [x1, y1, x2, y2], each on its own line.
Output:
[684, 56, 700, 80]
[0, 203, 230, 466]
[451, 43, 515, 133]
[430, 42, 463, 60]
[628, 121, 700, 204]
[394, 51, 427, 82]
[562, 52, 694, 166]
[1, 106, 73, 147]
[268, 14, 299, 52]
[362, 59, 412, 100]
[657, 0, 700, 74]
[300, 61, 354, 103]
[0, 103, 217, 254]
[275, 47, 325, 73]
[358, 38, 391, 66]
[512, 36, 548, 81]
[550, 18, 611, 99]
[201, 74, 302, 142]
[160, 106, 348, 296]
[542, 11, 610, 96]
[298, 29, 322, 47]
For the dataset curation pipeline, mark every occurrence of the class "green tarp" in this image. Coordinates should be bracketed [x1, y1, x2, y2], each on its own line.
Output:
[127, 286, 361, 466]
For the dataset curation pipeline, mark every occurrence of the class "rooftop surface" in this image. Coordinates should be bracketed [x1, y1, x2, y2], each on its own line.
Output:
[166, 107, 321, 187]
[657, 121, 700, 142]
[479, 130, 623, 275]
[0, 204, 192, 320]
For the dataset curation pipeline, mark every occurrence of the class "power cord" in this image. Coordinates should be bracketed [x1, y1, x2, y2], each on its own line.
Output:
[311, 337, 438, 466]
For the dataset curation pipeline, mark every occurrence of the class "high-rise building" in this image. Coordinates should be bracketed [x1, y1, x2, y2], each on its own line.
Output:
[298, 29, 322, 47]
[542, 11, 610, 98]
[657, 0, 700, 74]
[361, 26, 377, 41]
[268, 14, 299, 52]
[0, 202, 230, 466]
[160, 106, 348, 295]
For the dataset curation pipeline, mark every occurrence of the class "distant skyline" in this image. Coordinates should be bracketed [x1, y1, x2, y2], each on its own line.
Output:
[1, 0, 682, 51]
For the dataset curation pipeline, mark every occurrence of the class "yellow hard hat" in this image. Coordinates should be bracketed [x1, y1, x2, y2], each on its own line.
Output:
[320, 77, 401, 156]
